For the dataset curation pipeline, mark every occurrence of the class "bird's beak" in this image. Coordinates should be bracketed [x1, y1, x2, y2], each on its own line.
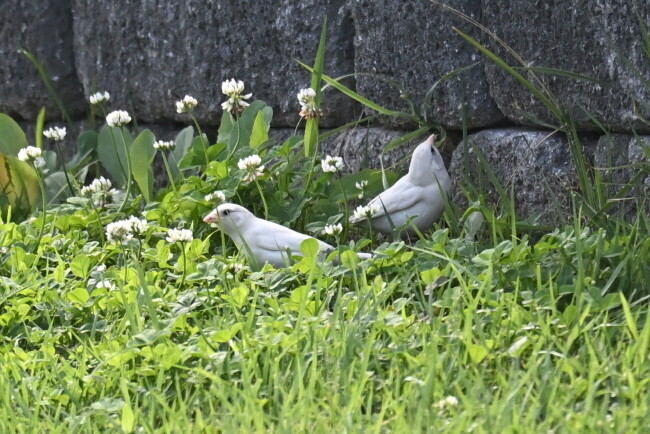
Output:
[203, 210, 219, 224]
[427, 134, 437, 149]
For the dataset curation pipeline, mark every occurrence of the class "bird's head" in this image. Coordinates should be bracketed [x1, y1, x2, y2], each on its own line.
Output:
[203, 203, 254, 238]
[408, 134, 446, 185]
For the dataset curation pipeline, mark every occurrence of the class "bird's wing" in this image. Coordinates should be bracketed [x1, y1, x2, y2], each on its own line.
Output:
[246, 220, 332, 255]
[352, 177, 424, 222]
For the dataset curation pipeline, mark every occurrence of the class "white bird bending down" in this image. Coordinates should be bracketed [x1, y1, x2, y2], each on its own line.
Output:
[349, 134, 451, 237]
[203, 203, 372, 268]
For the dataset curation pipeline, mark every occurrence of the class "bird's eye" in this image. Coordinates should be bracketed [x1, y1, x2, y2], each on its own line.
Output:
[222, 209, 230, 216]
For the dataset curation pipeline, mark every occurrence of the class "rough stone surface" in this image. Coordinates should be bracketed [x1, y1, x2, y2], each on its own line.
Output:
[19, 121, 89, 161]
[269, 127, 424, 174]
[0, 0, 86, 121]
[449, 128, 597, 224]
[72, 0, 357, 128]
[349, 0, 504, 130]
[482, 0, 650, 133]
[626, 136, 650, 216]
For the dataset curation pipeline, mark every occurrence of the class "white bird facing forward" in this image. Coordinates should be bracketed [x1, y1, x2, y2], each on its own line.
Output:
[349, 134, 451, 237]
[204, 203, 372, 268]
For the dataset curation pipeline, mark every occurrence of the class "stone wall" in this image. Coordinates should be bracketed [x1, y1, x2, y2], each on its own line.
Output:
[1, 1, 648, 221]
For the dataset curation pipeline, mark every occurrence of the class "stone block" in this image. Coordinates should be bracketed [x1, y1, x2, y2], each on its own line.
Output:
[349, 0, 504, 130]
[0, 0, 85, 121]
[72, 0, 357, 128]
[449, 128, 597, 224]
[482, 0, 650, 133]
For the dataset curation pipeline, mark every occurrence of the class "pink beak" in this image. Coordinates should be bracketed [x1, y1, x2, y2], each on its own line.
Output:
[203, 210, 219, 224]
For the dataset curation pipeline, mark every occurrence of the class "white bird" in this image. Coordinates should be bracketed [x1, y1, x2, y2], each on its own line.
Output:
[349, 134, 451, 237]
[203, 203, 372, 268]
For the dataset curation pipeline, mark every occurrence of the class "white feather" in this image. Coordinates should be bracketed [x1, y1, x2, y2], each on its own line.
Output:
[204, 204, 371, 267]
[350, 134, 451, 237]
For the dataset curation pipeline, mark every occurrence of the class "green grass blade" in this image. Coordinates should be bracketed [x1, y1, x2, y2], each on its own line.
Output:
[620, 292, 639, 340]
[304, 17, 327, 157]
[514, 67, 603, 85]
[452, 28, 563, 119]
[35, 108, 45, 149]
[19, 49, 73, 125]
[422, 61, 481, 122]
[298, 61, 418, 121]
[382, 126, 430, 153]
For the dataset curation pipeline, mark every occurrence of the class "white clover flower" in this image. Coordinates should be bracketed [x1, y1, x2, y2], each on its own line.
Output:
[96, 279, 118, 291]
[153, 140, 176, 151]
[237, 154, 265, 182]
[176, 95, 198, 114]
[106, 220, 134, 244]
[126, 216, 149, 235]
[166, 228, 194, 244]
[43, 126, 67, 141]
[204, 191, 226, 204]
[321, 155, 344, 173]
[356, 179, 369, 199]
[81, 177, 122, 208]
[106, 110, 131, 127]
[81, 176, 112, 197]
[89, 91, 110, 105]
[17, 146, 43, 163]
[297, 87, 317, 105]
[221, 79, 252, 115]
[433, 395, 459, 409]
[95, 264, 107, 273]
[222, 78, 246, 96]
[297, 87, 322, 119]
[89, 279, 117, 291]
[33, 157, 47, 171]
[105, 216, 148, 244]
[323, 223, 343, 236]
[352, 204, 375, 221]
[226, 261, 246, 274]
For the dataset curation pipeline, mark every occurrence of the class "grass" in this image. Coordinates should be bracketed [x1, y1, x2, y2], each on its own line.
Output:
[1, 12, 649, 433]
[0, 199, 648, 432]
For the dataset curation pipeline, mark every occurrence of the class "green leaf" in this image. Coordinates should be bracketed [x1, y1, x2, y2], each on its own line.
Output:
[77, 130, 98, 156]
[229, 101, 271, 150]
[205, 161, 228, 180]
[44, 171, 70, 204]
[66, 287, 90, 305]
[121, 401, 135, 433]
[340, 250, 360, 268]
[170, 126, 194, 178]
[0, 154, 40, 216]
[97, 125, 132, 187]
[466, 343, 489, 364]
[0, 114, 28, 156]
[300, 238, 320, 258]
[249, 110, 269, 149]
[70, 254, 91, 278]
[229, 285, 249, 308]
[130, 129, 155, 202]
[217, 111, 234, 145]
[66, 132, 96, 171]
